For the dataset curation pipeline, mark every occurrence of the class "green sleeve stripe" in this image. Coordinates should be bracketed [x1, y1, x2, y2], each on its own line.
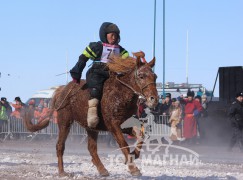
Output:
[120, 50, 127, 55]
[87, 46, 97, 58]
[83, 49, 93, 59]
[121, 51, 129, 59]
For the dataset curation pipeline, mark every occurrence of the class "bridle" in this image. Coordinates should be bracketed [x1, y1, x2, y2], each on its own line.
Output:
[115, 65, 156, 99]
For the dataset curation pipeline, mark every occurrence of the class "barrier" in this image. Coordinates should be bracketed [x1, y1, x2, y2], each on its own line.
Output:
[142, 114, 184, 147]
[0, 119, 10, 141]
[0, 115, 181, 143]
[146, 115, 171, 137]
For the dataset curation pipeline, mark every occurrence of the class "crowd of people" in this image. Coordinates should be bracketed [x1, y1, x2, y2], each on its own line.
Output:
[0, 92, 207, 145]
[148, 91, 209, 145]
[0, 96, 57, 140]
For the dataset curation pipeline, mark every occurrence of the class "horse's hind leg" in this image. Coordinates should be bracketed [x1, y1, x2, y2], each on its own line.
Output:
[86, 129, 109, 177]
[56, 119, 72, 177]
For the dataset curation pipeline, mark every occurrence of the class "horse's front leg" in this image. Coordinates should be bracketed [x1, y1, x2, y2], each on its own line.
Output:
[122, 127, 144, 159]
[111, 126, 142, 176]
[86, 129, 109, 177]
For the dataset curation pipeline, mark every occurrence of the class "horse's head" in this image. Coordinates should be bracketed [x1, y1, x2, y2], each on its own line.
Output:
[132, 52, 158, 108]
[108, 51, 158, 109]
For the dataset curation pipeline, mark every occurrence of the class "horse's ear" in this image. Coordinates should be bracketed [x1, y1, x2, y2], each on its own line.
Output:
[132, 51, 145, 67]
[148, 57, 156, 68]
[132, 51, 145, 59]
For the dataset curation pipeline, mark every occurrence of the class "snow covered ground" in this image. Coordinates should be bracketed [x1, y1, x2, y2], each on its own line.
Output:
[0, 139, 243, 180]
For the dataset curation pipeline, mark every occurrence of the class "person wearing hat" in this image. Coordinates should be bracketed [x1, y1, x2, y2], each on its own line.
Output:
[228, 91, 243, 152]
[160, 93, 172, 115]
[10, 96, 24, 119]
[180, 90, 203, 145]
[1, 97, 12, 117]
[150, 95, 164, 123]
[13, 96, 26, 107]
[70, 22, 129, 128]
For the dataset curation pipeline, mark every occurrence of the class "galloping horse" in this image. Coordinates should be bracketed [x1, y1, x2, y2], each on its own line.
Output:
[24, 52, 158, 177]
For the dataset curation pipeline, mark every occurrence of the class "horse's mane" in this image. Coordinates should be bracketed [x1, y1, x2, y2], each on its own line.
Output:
[107, 55, 137, 74]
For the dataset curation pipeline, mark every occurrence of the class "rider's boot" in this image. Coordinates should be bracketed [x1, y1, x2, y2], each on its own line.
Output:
[87, 98, 99, 128]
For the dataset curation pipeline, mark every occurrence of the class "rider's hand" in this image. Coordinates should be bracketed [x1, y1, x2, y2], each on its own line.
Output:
[72, 78, 80, 84]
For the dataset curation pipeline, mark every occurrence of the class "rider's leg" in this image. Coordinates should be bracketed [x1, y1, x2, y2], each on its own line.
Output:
[86, 64, 109, 128]
[87, 87, 101, 128]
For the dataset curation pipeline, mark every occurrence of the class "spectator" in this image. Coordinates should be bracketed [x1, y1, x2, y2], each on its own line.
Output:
[39, 102, 49, 121]
[168, 98, 177, 112]
[136, 96, 147, 119]
[28, 99, 35, 110]
[196, 94, 208, 144]
[38, 99, 44, 109]
[34, 105, 43, 122]
[10, 97, 24, 119]
[0, 102, 8, 139]
[161, 93, 172, 115]
[228, 92, 243, 152]
[151, 95, 164, 123]
[169, 100, 184, 141]
[1, 97, 12, 118]
[10, 97, 26, 139]
[201, 95, 208, 118]
[180, 90, 203, 145]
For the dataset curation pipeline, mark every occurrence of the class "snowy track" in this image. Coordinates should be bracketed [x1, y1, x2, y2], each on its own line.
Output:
[0, 140, 243, 180]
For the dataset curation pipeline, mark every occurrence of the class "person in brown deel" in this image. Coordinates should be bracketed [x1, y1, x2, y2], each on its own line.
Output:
[70, 22, 129, 128]
[169, 99, 184, 141]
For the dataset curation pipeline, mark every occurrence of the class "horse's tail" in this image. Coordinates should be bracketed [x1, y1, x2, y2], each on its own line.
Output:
[24, 108, 51, 132]
[24, 85, 65, 132]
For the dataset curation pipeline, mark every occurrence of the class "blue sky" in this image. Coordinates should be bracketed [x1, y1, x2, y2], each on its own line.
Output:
[0, 0, 242, 102]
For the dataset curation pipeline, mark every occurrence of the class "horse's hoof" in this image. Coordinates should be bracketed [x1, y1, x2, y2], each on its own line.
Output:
[59, 171, 74, 177]
[99, 169, 109, 177]
[130, 168, 142, 176]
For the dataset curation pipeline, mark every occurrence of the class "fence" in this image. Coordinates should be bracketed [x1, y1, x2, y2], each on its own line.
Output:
[0, 115, 177, 143]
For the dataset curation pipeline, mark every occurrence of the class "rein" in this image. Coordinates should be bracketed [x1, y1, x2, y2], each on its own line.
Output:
[115, 75, 145, 98]
[115, 68, 155, 99]
[55, 83, 81, 111]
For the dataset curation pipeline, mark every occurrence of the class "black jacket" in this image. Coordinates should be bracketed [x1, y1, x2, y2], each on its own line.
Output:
[2, 101, 12, 116]
[70, 42, 128, 80]
[228, 100, 243, 124]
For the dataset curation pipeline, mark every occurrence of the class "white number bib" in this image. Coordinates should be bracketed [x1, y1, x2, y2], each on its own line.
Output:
[100, 43, 120, 63]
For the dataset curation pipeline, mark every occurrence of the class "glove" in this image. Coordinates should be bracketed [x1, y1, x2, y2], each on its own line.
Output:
[193, 109, 200, 117]
[72, 78, 80, 84]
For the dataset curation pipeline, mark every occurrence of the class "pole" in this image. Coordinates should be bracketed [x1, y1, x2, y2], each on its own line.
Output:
[162, 0, 165, 97]
[153, 0, 156, 72]
[186, 30, 189, 84]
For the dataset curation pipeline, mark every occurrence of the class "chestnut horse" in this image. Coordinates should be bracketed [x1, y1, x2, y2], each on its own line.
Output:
[24, 52, 158, 177]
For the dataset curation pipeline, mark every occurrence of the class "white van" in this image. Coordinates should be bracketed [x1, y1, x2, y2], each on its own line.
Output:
[26, 86, 62, 106]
